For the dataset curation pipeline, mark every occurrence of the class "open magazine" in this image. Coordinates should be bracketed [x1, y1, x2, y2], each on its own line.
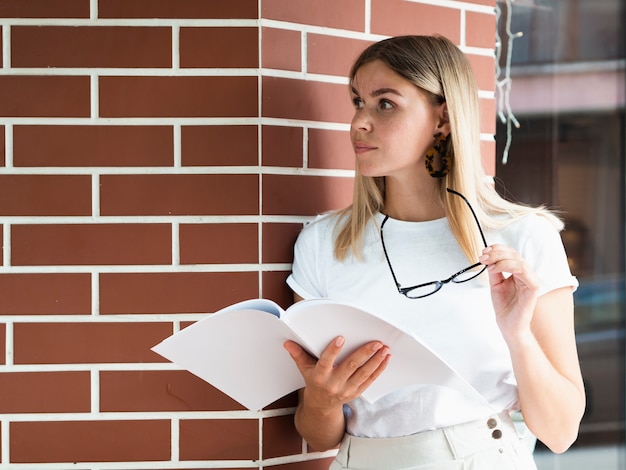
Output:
[152, 298, 487, 411]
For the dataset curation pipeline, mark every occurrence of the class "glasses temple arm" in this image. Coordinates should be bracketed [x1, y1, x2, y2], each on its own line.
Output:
[445, 188, 488, 247]
[380, 216, 403, 291]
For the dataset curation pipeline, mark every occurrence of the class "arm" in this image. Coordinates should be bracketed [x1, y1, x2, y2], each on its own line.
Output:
[480, 245, 586, 453]
[283, 293, 391, 451]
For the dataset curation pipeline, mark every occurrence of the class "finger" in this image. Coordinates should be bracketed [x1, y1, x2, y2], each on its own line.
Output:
[480, 245, 522, 266]
[353, 349, 391, 393]
[485, 257, 540, 292]
[315, 336, 348, 372]
[333, 341, 385, 383]
[283, 340, 318, 371]
[346, 346, 391, 390]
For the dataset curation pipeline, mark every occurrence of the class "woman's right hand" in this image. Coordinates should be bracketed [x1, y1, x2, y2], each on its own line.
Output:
[284, 337, 391, 410]
[283, 336, 390, 451]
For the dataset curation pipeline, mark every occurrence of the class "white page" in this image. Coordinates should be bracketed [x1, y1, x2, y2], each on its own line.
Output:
[152, 306, 306, 411]
[284, 299, 488, 405]
[153, 298, 490, 411]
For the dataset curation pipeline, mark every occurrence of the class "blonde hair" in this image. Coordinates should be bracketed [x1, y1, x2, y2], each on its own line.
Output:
[334, 35, 562, 261]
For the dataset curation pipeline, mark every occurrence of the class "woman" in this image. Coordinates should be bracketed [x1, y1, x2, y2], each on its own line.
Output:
[283, 35, 585, 469]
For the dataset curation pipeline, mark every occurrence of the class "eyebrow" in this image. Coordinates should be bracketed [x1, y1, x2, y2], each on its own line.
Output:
[350, 86, 403, 98]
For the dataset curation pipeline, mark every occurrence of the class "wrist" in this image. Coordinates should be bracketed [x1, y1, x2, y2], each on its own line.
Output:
[503, 327, 536, 352]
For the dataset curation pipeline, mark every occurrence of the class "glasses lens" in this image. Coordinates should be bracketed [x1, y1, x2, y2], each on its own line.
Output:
[451, 264, 487, 283]
[405, 282, 442, 299]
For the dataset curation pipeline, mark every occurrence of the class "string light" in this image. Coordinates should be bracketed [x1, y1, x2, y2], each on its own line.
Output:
[495, 0, 524, 164]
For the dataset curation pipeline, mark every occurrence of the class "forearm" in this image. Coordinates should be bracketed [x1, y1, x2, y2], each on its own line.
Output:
[294, 389, 346, 451]
[507, 331, 585, 453]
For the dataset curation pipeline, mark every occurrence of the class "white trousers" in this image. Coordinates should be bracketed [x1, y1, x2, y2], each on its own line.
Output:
[329, 412, 538, 470]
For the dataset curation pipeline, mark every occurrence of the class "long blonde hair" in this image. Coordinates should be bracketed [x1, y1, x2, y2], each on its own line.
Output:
[334, 35, 562, 261]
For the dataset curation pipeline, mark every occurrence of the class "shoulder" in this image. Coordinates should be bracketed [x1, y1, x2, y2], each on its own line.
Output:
[503, 212, 561, 242]
[487, 212, 569, 267]
[298, 210, 345, 240]
[293, 210, 346, 255]
[492, 211, 562, 243]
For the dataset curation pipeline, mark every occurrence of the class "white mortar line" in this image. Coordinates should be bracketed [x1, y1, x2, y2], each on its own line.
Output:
[2, 24, 9, 69]
[4, 123, 13, 167]
[91, 368, 100, 413]
[171, 24, 180, 69]
[2, 223, 10, 268]
[90, 74, 99, 119]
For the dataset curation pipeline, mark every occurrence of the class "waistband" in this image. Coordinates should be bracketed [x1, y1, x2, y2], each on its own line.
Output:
[333, 411, 533, 470]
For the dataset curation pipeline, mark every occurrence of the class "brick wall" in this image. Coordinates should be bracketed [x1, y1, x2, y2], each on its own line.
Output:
[0, 0, 496, 468]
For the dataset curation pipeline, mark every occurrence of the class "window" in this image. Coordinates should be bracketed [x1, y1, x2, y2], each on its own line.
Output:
[496, 0, 625, 467]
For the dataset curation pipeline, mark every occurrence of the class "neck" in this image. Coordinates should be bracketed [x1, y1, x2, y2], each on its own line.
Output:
[383, 175, 445, 222]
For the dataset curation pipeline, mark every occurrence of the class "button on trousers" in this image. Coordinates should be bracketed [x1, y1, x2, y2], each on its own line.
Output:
[329, 412, 538, 470]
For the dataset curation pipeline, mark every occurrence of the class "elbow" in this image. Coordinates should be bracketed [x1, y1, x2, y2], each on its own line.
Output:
[532, 390, 586, 454]
[543, 431, 578, 454]
[535, 411, 584, 454]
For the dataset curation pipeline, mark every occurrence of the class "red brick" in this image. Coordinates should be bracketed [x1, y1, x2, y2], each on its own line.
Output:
[262, 27, 301, 72]
[480, 97, 496, 135]
[13, 322, 171, 364]
[0, 0, 89, 18]
[180, 27, 258, 68]
[0, 273, 91, 315]
[467, 11, 497, 49]
[100, 174, 259, 216]
[11, 224, 171, 266]
[308, 34, 371, 77]
[179, 419, 258, 460]
[14, 125, 173, 167]
[263, 414, 301, 458]
[0, 175, 91, 216]
[463, 0, 496, 5]
[262, 125, 303, 167]
[481, 139, 496, 176]
[179, 223, 258, 264]
[262, 0, 365, 31]
[468, 53, 496, 92]
[262, 223, 302, 263]
[99, 76, 257, 118]
[0, 76, 89, 117]
[0, 371, 90, 413]
[99, 0, 257, 19]
[266, 458, 336, 470]
[181, 125, 257, 166]
[12, 26, 171, 68]
[100, 370, 245, 412]
[262, 271, 292, 309]
[371, 0, 461, 41]
[263, 77, 353, 123]
[263, 174, 353, 215]
[10, 420, 170, 463]
[308, 128, 354, 170]
[99, 272, 259, 314]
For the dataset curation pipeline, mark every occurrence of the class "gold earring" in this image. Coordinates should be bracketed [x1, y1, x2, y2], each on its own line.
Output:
[425, 133, 451, 178]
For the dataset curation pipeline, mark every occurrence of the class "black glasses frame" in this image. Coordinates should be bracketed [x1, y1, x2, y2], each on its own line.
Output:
[380, 188, 488, 299]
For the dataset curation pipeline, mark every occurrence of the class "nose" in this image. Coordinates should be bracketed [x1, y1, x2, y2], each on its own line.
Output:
[351, 110, 372, 133]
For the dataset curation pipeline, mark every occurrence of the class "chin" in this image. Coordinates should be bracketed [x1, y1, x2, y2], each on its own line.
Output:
[355, 163, 382, 178]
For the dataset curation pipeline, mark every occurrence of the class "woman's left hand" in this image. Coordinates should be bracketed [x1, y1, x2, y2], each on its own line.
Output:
[479, 244, 540, 341]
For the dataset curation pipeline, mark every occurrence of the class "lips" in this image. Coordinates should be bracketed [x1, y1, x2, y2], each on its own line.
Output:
[353, 142, 377, 154]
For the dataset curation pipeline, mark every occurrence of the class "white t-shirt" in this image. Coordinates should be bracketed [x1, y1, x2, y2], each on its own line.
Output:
[286, 211, 577, 438]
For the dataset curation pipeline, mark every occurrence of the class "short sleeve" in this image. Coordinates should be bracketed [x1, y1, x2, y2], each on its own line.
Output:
[504, 214, 578, 296]
[286, 214, 335, 299]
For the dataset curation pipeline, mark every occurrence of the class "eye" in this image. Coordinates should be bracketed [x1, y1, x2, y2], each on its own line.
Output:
[352, 97, 364, 109]
[378, 99, 394, 110]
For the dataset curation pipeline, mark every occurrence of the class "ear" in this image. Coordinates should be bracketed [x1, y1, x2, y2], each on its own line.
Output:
[435, 102, 451, 135]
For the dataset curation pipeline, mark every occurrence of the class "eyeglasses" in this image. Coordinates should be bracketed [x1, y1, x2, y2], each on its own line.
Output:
[380, 188, 488, 299]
